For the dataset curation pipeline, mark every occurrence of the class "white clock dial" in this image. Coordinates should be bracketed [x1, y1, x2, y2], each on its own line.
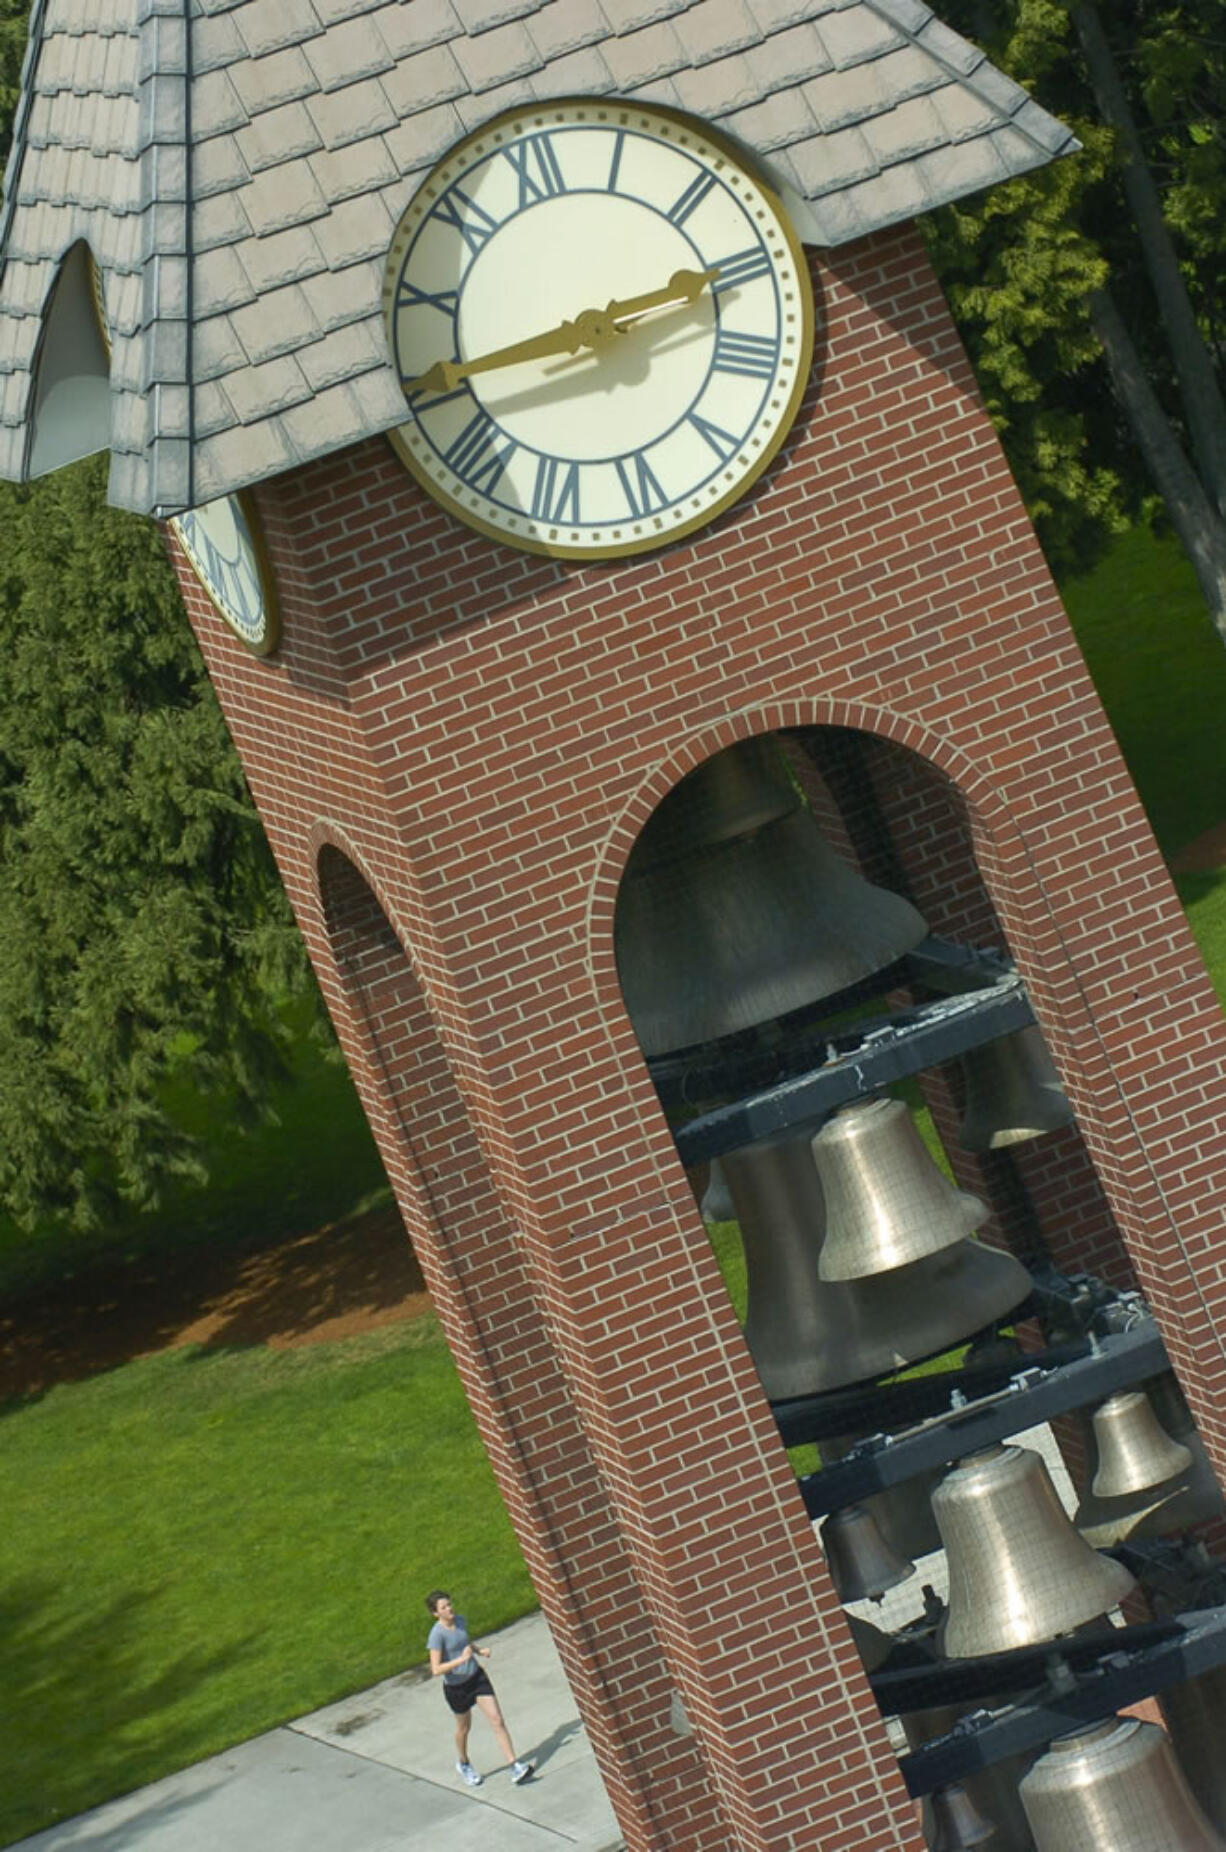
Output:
[172, 493, 279, 656]
[383, 100, 816, 559]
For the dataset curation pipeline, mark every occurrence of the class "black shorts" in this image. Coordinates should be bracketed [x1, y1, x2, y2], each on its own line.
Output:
[443, 1668, 494, 1714]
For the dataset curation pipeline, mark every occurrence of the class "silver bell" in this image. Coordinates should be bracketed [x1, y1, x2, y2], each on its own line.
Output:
[614, 737, 928, 1055]
[1019, 1717, 1226, 1851]
[813, 1097, 988, 1280]
[700, 1157, 735, 1223]
[958, 1026, 1075, 1152]
[904, 1705, 1036, 1851]
[1090, 1390, 1194, 1498]
[720, 1129, 1031, 1399]
[819, 1503, 915, 1602]
[929, 1783, 997, 1850]
[934, 1444, 1136, 1658]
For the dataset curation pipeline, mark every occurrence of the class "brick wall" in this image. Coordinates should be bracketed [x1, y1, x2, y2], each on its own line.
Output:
[170, 221, 1226, 1850]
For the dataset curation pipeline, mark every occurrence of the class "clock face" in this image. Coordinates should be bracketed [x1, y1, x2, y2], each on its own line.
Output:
[383, 100, 816, 559]
[171, 493, 279, 657]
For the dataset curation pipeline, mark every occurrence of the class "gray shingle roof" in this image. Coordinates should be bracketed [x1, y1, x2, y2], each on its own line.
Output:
[0, 0, 1076, 516]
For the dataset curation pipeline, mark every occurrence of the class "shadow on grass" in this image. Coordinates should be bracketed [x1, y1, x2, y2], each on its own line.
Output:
[0, 1202, 428, 1404]
[0, 1576, 259, 1848]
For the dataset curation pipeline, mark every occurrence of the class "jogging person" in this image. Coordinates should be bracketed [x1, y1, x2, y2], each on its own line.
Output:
[425, 1589, 535, 1788]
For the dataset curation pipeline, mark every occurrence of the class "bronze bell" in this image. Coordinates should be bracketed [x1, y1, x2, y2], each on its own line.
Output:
[1075, 1384, 1223, 1547]
[904, 1705, 1036, 1851]
[720, 1129, 1032, 1399]
[1161, 1663, 1226, 1833]
[812, 1096, 988, 1280]
[614, 737, 928, 1056]
[820, 1503, 915, 1602]
[1090, 1390, 1194, 1498]
[929, 1784, 997, 1850]
[825, 1433, 945, 1561]
[958, 1026, 1075, 1152]
[934, 1444, 1136, 1658]
[700, 1157, 735, 1223]
[1019, 1717, 1226, 1851]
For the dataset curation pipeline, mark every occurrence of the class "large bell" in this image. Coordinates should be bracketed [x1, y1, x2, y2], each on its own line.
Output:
[820, 1503, 915, 1602]
[934, 1444, 1136, 1658]
[1019, 1717, 1226, 1851]
[614, 737, 929, 1055]
[813, 1096, 989, 1280]
[958, 1027, 1075, 1152]
[1160, 1664, 1226, 1833]
[1090, 1389, 1194, 1498]
[929, 1784, 997, 1850]
[720, 1130, 1032, 1399]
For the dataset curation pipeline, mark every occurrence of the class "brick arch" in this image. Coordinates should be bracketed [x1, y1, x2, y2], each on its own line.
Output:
[308, 827, 723, 1852]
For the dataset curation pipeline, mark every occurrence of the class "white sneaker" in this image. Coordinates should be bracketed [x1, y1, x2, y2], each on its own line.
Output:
[512, 1760, 535, 1784]
[457, 1761, 482, 1787]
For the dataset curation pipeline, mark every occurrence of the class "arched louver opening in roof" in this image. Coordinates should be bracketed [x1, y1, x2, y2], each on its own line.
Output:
[27, 241, 111, 478]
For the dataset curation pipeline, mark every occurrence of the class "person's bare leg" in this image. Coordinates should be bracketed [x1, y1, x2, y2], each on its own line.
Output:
[475, 1692, 517, 1766]
[455, 1707, 473, 1765]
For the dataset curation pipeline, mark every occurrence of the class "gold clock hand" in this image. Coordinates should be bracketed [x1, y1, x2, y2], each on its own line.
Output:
[605, 266, 721, 327]
[402, 267, 720, 397]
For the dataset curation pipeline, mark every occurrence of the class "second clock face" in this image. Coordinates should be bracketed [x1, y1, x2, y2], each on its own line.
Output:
[383, 100, 815, 559]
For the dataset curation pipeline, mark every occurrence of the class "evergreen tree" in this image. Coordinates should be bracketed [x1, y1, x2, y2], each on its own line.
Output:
[0, 459, 307, 1232]
[925, 1, 1226, 635]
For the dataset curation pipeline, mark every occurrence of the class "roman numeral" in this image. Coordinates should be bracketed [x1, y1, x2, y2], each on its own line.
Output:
[667, 169, 718, 226]
[432, 187, 498, 257]
[713, 329, 779, 380]
[688, 410, 740, 461]
[711, 246, 773, 293]
[504, 133, 566, 207]
[445, 408, 514, 493]
[615, 451, 667, 519]
[531, 455, 581, 525]
[397, 279, 460, 316]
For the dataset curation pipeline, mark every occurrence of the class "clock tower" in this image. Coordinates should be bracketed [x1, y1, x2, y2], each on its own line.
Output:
[2, 7, 1226, 1850]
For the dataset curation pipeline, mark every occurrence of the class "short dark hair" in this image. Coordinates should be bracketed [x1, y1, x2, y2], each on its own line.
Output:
[425, 1589, 451, 1615]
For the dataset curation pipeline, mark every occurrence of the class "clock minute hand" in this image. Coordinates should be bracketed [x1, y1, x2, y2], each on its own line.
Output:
[606, 266, 721, 327]
[402, 267, 721, 398]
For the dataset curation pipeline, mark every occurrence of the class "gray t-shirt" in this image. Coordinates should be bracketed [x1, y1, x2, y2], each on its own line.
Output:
[428, 1614, 479, 1686]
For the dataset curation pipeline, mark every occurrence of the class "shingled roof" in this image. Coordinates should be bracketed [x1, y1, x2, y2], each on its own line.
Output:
[0, 0, 1076, 518]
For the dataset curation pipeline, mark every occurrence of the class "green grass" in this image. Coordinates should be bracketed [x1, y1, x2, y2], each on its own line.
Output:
[0, 1317, 532, 1849]
[1060, 527, 1226, 859]
[1178, 868, 1226, 1012]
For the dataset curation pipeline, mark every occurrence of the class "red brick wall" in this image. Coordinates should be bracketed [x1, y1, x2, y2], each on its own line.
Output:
[170, 221, 1226, 1851]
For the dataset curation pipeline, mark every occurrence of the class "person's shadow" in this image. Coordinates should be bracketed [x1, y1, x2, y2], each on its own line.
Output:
[523, 1714, 583, 1772]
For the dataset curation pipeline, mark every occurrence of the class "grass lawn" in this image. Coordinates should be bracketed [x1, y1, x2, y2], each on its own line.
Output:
[1060, 527, 1226, 860]
[0, 1318, 533, 1849]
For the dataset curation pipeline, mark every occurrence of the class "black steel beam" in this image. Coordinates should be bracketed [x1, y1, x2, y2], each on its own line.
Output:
[887, 1607, 1226, 1795]
[672, 980, 1034, 1164]
[795, 1321, 1170, 1516]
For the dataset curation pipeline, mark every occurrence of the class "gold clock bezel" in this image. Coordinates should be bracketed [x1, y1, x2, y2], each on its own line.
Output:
[171, 489, 281, 659]
[382, 97, 818, 562]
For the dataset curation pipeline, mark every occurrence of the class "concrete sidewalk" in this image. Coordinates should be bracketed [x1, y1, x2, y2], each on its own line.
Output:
[13, 1613, 625, 1852]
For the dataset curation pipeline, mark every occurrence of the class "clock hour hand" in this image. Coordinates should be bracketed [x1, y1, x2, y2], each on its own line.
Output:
[401, 267, 721, 397]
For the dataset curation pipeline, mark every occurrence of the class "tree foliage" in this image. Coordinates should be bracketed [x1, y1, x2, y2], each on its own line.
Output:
[0, 459, 307, 1232]
[924, 0, 1226, 602]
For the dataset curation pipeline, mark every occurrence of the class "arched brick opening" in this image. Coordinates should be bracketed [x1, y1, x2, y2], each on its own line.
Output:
[312, 833, 725, 1852]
